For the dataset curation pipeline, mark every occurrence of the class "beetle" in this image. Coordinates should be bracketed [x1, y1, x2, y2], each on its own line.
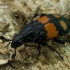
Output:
[9, 12, 70, 60]
[0, 9, 70, 60]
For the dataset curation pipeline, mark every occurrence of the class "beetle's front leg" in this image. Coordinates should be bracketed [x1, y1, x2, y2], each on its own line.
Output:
[11, 48, 16, 59]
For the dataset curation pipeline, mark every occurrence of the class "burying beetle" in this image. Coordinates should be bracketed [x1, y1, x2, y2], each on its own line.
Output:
[0, 8, 70, 67]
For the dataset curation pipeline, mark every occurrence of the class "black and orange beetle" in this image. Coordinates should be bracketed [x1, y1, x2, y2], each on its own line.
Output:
[0, 11, 70, 60]
[9, 12, 70, 60]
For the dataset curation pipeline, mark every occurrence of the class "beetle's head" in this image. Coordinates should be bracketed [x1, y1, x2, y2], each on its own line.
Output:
[11, 34, 24, 48]
[11, 34, 24, 59]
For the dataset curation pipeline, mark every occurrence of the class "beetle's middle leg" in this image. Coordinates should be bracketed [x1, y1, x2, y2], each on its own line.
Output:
[37, 43, 41, 55]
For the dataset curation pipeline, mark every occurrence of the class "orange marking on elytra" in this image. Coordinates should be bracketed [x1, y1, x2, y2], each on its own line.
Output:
[44, 23, 59, 39]
[38, 16, 50, 24]
[60, 21, 67, 30]
[53, 14, 60, 18]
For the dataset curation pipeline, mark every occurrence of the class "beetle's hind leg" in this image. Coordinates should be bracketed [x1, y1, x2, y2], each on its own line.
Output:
[53, 38, 66, 44]
[37, 42, 63, 60]
[40, 42, 63, 60]
[46, 44, 63, 60]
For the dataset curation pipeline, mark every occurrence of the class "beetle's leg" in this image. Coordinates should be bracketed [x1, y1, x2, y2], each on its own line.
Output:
[0, 36, 11, 42]
[36, 41, 63, 60]
[53, 38, 66, 44]
[11, 48, 16, 59]
[37, 43, 41, 55]
[30, 7, 39, 22]
[46, 43, 63, 60]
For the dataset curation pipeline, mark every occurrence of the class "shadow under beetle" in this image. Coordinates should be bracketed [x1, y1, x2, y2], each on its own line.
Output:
[0, 8, 70, 61]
